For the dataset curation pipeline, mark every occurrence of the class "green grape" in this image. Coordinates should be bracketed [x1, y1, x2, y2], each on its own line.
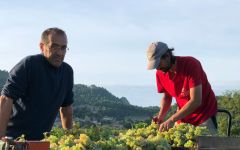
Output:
[79, 134, 91, 146]
[50, 143, 58, 149]
[71, 146, 81, 150]
[133, 145, 142, 150]
[115, 143, 128, 150]
[59, 146, 70, 150]
[184, 140, 195, 148]
[185, 132, 194, 140]
[47, 135, 59, 144]
[16, 134, 26, 142]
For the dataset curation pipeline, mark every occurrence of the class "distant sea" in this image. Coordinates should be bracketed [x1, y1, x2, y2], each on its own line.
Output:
[104, 81, 240, 107]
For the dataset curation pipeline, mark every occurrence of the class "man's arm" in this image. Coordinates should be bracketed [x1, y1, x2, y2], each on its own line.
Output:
[0, 95, 13, 137]
[59, 105, 73, 129]
[159, 84, 202, 131]
[154, 92, 172, 124]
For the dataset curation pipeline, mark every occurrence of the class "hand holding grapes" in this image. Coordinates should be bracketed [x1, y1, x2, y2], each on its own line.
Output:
[159, 118, 175, 132]
[152, 115, 163, 125]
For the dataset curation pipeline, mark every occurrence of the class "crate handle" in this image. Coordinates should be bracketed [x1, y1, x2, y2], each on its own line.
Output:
[217, 109, 232, 137]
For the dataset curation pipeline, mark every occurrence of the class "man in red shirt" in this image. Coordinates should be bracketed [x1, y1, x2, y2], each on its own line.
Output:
[147, 41, 217, 134]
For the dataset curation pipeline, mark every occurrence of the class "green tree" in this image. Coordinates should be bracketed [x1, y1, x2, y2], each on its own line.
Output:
[217, 90, 240, 136]
[0, 70, 8, 89]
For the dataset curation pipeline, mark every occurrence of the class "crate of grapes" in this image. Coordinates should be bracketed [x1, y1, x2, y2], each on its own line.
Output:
[0, 138, 50, 150]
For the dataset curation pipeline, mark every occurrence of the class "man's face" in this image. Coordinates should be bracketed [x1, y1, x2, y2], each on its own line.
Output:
[41, 33, 68, 68]
[156, 53, 171, 73]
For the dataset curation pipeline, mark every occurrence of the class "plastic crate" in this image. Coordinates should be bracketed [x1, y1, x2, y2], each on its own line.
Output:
[0, 140, 50, 150]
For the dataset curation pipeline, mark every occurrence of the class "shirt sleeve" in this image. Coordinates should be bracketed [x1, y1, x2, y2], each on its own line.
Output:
[156, 71, 165, 93]
[1, 57, 29, 101]
[188, 58, 202, 88]
[61, 67, 74, 107]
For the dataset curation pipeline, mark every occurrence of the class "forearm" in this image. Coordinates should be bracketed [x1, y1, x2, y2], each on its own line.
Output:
[170, 98, 201, 122]
[170, 85, 202, 122]
[59, 105, 73, 129]
[158, 94, 172, 120]
[0, 95, 13, 137]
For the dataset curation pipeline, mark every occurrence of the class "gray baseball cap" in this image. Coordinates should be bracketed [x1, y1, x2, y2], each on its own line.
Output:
[146, 41, 169, 70]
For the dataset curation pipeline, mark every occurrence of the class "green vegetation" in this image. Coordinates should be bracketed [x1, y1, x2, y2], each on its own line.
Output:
[72, 84, 159, 126]
[0, 70, 8, 89]
[217, 90, 240, 136]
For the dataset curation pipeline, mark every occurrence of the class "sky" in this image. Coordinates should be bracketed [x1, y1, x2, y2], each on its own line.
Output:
[1, 0, 240, 106]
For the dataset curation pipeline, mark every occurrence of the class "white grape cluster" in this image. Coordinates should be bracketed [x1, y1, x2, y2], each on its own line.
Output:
[44, 134, 91, 150]
[43, 122, 209, 150]
[159, 123, 209, 148]
[118, 123, 171, 150]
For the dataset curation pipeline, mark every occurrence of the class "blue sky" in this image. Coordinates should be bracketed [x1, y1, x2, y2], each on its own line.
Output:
[1, 0, 240, 89]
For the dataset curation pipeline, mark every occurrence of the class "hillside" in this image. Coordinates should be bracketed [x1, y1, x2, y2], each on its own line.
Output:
[72, 84, 159, 126]
[0, 70, 8, 89]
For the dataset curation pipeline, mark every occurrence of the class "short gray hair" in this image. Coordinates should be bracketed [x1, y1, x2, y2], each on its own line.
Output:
[41, 27, 66, 44]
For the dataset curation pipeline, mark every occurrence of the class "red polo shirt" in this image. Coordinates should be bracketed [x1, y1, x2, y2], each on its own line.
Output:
[156, 56, 217, 125]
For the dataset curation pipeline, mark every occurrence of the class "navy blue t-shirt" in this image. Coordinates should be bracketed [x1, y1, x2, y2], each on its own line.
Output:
[1, 54, 74, 140]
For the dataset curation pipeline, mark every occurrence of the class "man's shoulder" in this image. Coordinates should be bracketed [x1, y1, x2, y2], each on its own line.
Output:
[61, 62, 73, 73]
[10, 54, 42, 70]
[177, 56, 200, 64]
[178, 56, 198, 61]
[177, 56, 202, 73]
[21, 54, 42, 62]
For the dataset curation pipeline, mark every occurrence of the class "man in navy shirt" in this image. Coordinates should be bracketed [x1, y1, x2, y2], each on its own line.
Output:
[0, 27, 74, 140]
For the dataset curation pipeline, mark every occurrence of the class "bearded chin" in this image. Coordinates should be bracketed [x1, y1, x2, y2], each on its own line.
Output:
[160, 64, 172, 73]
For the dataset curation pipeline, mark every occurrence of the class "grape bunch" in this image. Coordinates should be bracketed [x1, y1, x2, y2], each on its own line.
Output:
[43, 122, 210, 150]
[159, 123, 209, 148]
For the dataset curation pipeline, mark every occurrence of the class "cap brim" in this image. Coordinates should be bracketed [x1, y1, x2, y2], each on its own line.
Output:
[147, 58, 160, 70]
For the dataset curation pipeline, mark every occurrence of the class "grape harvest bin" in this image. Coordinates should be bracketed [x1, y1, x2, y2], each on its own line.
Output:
[1, 136, 240, 150]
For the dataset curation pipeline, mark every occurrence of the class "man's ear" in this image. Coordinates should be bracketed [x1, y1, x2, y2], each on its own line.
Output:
[39, 42, 44, 53]
[166, 52, 171, 57]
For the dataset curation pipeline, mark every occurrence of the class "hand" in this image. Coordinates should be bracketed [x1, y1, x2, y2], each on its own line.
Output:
[152, 116, 163, 125]
[159, 118, 174, 132]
